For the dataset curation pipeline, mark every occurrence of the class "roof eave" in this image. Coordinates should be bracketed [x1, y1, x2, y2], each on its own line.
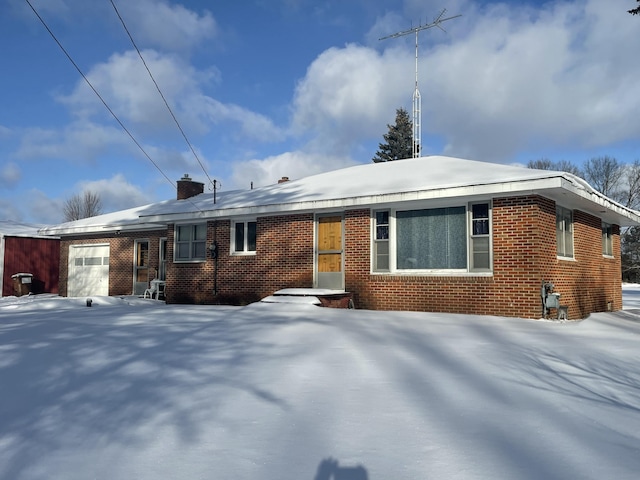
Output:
[140, 177, 576, 222]
[38, 222, 167, 237]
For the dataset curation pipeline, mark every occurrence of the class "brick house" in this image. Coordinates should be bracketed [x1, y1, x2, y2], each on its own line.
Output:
[39, 156, 640, 319]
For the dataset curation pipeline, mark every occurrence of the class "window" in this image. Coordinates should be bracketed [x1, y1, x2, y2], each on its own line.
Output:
[470, 203, 491, 270]
[232, 220, 257, 254]
[397, 207, 467, 269]
[373, 211, 389, 271]
[602, 222, 613, 256]
[556, 206, 573, 258]
[372, 202, 491, 273]
[175, 224, 206, 261]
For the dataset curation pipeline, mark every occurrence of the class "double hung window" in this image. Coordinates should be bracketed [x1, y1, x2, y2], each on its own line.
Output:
[372, 202, 492, 273]
[470, 203, 491, 270]
[373, 211, 389, 271]
[175, 224, 206, 261]
[232, 220, 257, 254]
[556, 206, 574, 258]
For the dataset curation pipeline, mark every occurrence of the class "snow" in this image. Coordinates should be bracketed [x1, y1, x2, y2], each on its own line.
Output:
[0, 221, 50, 238]
[1, 290, 640, 479]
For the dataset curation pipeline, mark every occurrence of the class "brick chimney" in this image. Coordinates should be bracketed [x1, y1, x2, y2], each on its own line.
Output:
[177, 174, 204, 200]
[278, 176, 290, 184]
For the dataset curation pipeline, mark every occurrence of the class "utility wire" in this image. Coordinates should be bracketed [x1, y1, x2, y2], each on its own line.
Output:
[24, 0, 206, 214]
[109, 0, 216, 191]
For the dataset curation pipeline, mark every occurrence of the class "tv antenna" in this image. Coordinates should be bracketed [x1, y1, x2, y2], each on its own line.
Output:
[379, 9, 461, 158]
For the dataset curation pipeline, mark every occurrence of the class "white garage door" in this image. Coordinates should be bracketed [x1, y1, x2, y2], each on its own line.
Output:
[68, 244, 110, 297]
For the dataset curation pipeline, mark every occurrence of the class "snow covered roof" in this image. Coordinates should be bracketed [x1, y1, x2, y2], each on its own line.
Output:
[39, 156, 640, 236]
[0, 220, 56, 239]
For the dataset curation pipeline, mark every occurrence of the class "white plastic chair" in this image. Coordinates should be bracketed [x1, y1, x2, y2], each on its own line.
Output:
[143, 279, 165, 300]
[143, 282, 157, 299]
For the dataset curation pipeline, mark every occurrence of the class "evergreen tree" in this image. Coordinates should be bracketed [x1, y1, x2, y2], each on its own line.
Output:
[372, 108, 413, 163]
[630, 0, 640, 15]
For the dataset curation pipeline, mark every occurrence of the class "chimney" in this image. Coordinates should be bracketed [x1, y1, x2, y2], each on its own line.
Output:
[278, 176, 290, 184]
[177, 174, 204, 200]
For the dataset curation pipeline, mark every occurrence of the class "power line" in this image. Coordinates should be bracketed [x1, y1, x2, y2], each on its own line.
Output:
[24, 0, 206, 214]
[109, 0, 217, 191]
[24, 0, 175, 188]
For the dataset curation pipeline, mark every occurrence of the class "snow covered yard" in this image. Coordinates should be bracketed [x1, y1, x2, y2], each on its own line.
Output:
[1, 292, 639, 480]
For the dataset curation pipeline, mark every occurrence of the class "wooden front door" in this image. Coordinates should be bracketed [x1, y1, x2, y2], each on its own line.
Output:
[316, 215, 344, 290]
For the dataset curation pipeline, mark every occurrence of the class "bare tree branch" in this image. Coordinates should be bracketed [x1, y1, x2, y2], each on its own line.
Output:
[63, 191, 103, 221]
[582, 156, 624, 201]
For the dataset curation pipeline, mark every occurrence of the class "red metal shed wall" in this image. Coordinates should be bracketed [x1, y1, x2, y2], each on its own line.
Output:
[2, 237, 60, 296]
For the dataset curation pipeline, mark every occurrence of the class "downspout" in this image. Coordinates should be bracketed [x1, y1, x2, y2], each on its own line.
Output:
[212, 220, 218, 296]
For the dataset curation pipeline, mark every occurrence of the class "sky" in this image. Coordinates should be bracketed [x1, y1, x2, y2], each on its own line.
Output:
[1, 0, 639, 224]
[1, 287, 640, 479]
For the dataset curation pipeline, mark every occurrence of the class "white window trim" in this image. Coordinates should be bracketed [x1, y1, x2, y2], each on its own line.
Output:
[174, 223, 207, 263]
[469, 201, 493, 272]
[231, 219, 257, 256]
[371, 201, 493, 276]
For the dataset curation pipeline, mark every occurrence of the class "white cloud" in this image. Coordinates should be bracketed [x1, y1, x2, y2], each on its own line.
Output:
[16, 122, 129, 163]
[420, 0, 640, 160]
[0, 162, 21, 188]
[20, 176, 157, 224]
[58, 50, 283, 144]
[292, 43, 413, 154]
[0, 125, 12, 139]
[0, 199, 22, 222]
[58, 50, 207, 131]
[229, 151, 359, 189]
[76, 174, 153, 213]
[26, 189, 66, 224]
[197, 98, 286, 143]
[289, 0, 640, 163]
[117, 0, 218, 52]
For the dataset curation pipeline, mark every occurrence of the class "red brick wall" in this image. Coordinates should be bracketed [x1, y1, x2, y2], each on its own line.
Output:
[345, 196, 621, 319]
[164, 214, 315, 304]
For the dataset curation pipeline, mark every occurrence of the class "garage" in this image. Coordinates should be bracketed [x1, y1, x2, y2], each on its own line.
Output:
[67, 244, 110, 297]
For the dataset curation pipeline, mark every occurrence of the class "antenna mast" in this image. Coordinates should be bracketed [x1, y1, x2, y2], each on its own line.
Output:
[379, 9, 461, 158]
